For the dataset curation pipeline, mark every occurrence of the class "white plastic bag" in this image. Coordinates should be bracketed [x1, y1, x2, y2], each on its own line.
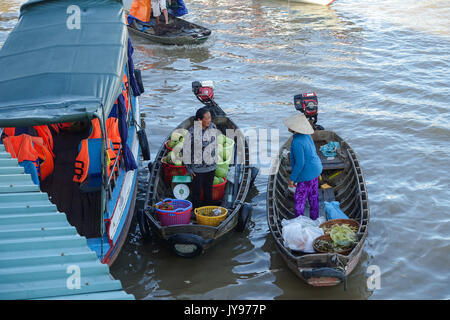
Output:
[281, 215, 325, 253]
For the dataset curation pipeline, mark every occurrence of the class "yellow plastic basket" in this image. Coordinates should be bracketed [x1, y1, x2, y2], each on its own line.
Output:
[194, 206, 228, 227]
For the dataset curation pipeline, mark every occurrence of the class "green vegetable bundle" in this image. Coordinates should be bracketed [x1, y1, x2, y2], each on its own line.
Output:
[329, 224, 357, 247]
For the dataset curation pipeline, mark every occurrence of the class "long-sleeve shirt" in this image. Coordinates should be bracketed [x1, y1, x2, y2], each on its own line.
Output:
[182, 122, 218, 174]
[289, 133, 322, 183]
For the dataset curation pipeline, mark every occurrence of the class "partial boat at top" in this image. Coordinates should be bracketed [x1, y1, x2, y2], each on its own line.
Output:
[0, 0, 150, 266]
[126, 0, 211, 45]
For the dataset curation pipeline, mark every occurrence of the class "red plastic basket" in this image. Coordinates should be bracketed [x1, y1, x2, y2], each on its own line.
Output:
[161, 158, 188, 184]
[154, 198, 192, 226]
[200, 178, 227, 201]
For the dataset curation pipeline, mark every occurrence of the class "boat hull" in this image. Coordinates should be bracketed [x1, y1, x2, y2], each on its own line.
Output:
[127, 15, 211, 46]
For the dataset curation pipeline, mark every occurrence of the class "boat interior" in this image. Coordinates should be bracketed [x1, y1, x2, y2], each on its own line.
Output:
[39, 122, 102, 238]
[149, 116, 247, 225]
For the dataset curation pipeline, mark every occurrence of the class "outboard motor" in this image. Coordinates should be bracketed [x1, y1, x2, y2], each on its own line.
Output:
[192, 81, 225, 117]
[294, 92, 324, 130]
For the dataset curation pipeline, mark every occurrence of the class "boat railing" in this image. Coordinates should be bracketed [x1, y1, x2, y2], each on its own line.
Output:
[105, 143, 123, 201]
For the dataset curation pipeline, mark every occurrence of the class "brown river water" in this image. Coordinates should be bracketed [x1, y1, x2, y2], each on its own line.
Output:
[1, 0, 449, 299]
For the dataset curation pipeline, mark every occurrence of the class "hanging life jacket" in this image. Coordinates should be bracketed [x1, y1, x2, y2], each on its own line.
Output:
[3, 125, 55, 158]
[50, 122, 72, 134]
[73, 119, 118, 184]
[3, 134, 54, 181]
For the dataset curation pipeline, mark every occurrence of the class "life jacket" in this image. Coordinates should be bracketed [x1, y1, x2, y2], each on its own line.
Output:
[73, 119, 118, 184]
[3, 125, 55, 158]
[50, 122, 71, 134]
[31, 137, 54, 181]
[3, 128, 16, 137]
[3, 134, 54, 181]
[106, 117, 122, 155]
[33, 125, 55, 158]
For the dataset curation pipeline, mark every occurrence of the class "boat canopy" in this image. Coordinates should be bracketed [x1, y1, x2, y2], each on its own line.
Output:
[0, 0, 128, 127]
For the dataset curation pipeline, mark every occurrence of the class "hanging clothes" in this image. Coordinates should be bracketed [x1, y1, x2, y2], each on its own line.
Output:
[117, 94, 137, 171]
[127, 37, 142, 97]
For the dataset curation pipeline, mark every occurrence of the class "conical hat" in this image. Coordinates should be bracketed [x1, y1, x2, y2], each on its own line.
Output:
[283, 114, 314, 135]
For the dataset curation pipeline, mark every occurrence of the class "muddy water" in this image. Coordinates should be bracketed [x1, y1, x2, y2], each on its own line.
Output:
[1, 0, 449, 299]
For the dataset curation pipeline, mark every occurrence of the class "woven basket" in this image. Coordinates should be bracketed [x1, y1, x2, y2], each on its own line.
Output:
[194, 206, 228, 227]
[319, 219, 360, 235]
[313, 234, 354, 255]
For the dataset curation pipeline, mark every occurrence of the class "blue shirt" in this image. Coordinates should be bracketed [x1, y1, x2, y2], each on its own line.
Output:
[289, 133, 323, 183]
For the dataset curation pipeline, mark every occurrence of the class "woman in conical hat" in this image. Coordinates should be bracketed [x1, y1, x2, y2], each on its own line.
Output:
[283, 114, 323, 220]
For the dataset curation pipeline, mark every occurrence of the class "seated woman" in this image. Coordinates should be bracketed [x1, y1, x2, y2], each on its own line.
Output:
[182, 107, 218, 209]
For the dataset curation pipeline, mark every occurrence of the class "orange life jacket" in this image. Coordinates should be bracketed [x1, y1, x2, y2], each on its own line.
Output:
[50, 122, 72, 134]
[3, 134, 54, 181]
[33, 125, 55, 158]
[3, 128, 16, 137]
[73, 119, 119, 183]
[3, 125, 55, 158]
[31, 137, 54, 181]
[106, 117, 122, 155]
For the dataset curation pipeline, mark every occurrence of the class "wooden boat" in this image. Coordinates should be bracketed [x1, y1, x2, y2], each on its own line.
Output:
[0, 0, 150, 266]
[140, 82, 257, 258]
[287, 0, 336, 5]
[267, 128, 369, 288]
[127, 14, 211, 45]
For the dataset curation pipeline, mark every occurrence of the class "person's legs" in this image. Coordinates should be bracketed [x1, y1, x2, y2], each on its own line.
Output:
[294, 181, 308, 217]
[151, 0, 161, 23]
[307, 177, 320, 220]
[159, 0, 168, 24]
[202, 170, 215, 206]
[191, 173, 202, 210]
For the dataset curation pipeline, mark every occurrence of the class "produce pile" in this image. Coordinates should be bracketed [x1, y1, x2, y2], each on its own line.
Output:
[200, 207, 225, 217]
[163, 129, 188, 166]
[214, 134, 234, 183]
[164, 129, 234, 186]
[154, 199, 174, 211]
[315, 223, 358, 253]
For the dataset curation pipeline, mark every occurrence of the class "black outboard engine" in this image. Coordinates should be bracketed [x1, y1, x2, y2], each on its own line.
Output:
[294, 92, 324, 130]
[192, 81, 226, 117]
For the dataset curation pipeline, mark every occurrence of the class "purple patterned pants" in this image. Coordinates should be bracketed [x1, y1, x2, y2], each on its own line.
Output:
[294, 177, 319, 220]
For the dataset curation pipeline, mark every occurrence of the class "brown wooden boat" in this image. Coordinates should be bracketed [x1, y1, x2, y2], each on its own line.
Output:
[267, 129, 370, 288]
[139, 82, 258, 258]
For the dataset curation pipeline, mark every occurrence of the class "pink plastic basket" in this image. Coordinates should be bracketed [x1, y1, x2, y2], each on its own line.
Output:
[155, 198, 192, 226]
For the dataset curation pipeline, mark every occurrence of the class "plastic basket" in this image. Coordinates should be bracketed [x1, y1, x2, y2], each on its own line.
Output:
[161, 157, 188, 184]
[216, 157, 232, 176]
[154, 198, 192, 226]
[223, 137, 235, 152]
[165, 140, 173, 151]
[194, 206, 228, 227]
[200, 178, 227, 201]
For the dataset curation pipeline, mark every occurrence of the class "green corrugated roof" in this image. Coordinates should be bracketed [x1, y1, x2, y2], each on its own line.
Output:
[0, 144, 134, 300]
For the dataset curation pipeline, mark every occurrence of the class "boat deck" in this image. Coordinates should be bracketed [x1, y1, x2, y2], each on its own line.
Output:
[0, 144, 133, 300]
